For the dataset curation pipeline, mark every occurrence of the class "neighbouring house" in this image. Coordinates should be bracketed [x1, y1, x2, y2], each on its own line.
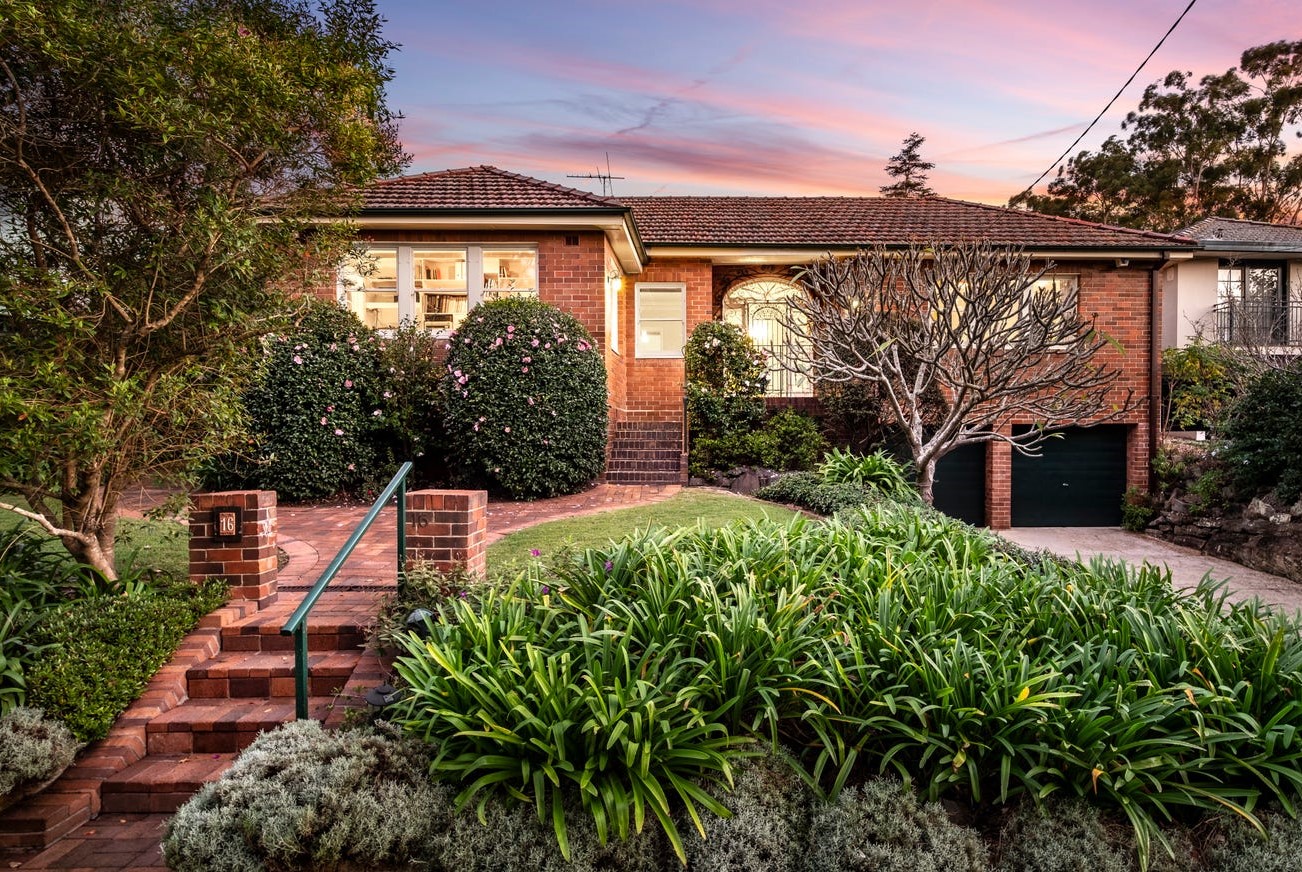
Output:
[328, 165, 1200, 528]
[1164, 216, 1302, 352]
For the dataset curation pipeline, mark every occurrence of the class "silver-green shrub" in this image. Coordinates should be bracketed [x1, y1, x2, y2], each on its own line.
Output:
[440, 793, 672, 872]
[1206, 809, 1302, 872]
[162, 720, 451, 871]
[681, 750, 813, 872]
[994, 798, 1197, 872]
[0, 707, 79, 801]
[804, 777, 990, 872]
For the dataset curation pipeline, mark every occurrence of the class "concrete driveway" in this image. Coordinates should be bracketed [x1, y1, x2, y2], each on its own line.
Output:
[998, 527, 1302, 614]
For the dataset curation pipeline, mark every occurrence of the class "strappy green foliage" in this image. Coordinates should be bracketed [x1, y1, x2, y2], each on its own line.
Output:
[394, 504, 1302, 869]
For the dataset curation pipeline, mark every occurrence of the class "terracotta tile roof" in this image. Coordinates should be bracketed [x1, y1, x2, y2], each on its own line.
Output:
[621, 196, 1194, 249]
[361, 165, 622, 211]
[1177, 216, 1302, 248]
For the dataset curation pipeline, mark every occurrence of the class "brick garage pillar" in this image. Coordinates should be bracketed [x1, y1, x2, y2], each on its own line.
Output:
[986, 437, 1013, 530]
[190, 491, 278, 607]
[405, 489, 488, 578]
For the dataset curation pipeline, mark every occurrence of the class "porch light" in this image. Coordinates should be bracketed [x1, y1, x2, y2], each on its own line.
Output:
[748, 320, 770, 344]
[607, 271, 623, 292]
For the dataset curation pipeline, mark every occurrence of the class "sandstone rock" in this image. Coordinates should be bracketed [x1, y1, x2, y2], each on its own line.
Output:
[1270, 513, 1292, 525]
[1247, 497, 1275, 518]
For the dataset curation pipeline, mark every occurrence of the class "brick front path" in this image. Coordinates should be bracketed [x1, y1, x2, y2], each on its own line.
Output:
[1, 482, 679, 870]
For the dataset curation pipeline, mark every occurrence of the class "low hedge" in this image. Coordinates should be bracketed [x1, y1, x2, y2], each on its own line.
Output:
[755, 471, 877, 515]
[26, 578, 228, 742]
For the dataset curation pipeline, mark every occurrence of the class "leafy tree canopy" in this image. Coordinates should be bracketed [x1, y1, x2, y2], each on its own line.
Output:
[1011, 40, 1302, 231]
[0, 0, 407, 576]
[880, 132, 936, 198]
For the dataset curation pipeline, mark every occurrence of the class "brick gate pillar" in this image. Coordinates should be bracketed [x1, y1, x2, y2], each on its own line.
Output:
[404, 489, 488, 578]
[189, 490, 278, 607]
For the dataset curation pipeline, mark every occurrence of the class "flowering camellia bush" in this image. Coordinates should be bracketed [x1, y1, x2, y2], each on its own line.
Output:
[684, 321, 767, 438]
[442, 298, 606, 499]
[240, 302, 387, 500]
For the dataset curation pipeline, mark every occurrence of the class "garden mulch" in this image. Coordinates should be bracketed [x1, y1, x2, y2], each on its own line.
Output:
[0, 482, 680, 871]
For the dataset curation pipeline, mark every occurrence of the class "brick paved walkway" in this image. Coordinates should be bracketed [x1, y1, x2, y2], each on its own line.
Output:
[0, 483, 679, 870]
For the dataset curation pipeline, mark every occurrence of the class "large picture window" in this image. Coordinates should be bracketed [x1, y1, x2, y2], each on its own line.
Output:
[339, 244, 537, 333]
[635, 283, 686, 357]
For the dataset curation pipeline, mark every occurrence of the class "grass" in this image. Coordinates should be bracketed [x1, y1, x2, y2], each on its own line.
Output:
[0, 499, 188, 579]
[486, 489, 802, 570]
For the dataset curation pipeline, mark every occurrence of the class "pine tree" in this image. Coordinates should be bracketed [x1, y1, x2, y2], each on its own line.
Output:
[880, 132, 936, 198]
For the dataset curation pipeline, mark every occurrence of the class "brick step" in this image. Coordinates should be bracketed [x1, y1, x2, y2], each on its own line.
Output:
[100, 754, 236, 814]
[146, 698, 333, 754]
[606, 471, 684, 484]
[221, 621, 367, 654]
[607, 458, 683, 469]
[609, 450, 683, 461]
[187, 650, 360, 699]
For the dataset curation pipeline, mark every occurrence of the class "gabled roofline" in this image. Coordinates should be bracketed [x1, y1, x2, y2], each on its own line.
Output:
[644, 244, 1192, 265]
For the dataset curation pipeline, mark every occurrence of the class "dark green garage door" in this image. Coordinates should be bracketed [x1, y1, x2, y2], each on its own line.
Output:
[932, 443, 987, 525]
[1011, 425, 1127, 526]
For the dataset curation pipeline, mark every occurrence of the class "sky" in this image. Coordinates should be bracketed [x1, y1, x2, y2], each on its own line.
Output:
[379, 0, 1301, 204]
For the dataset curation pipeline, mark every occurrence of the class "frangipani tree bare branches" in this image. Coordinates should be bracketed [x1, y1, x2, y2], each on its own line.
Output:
[789, 242, 1135, 504]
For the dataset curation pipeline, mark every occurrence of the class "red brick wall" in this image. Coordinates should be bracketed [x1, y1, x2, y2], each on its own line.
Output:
[984, 262, 1156, 528]
[405, 489, 487, 578]
[604, 239, 628, 425]
[618, 259, 713, 423]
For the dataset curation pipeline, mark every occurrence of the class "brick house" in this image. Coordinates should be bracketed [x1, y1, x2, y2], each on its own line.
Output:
[334, 165, 1197, 528]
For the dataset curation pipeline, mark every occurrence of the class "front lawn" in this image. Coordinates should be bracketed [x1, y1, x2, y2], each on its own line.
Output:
[486, 489, 801, 569]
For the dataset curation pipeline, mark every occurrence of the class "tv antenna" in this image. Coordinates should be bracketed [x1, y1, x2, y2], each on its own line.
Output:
[567, 153, 624, 198]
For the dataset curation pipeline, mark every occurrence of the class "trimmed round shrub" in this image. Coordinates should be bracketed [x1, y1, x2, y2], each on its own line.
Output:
[241, 301, 387, 500]
[755, 471, 875, 516]
[1221, 364, 1302, 503]
[0, 707, 79, 806]
[163, 720, 450, 871]
[685, 321, 767, 438]
[680, 750, 812, 872]
[442, 298, 607, 499]
[804, 778, 989, 872]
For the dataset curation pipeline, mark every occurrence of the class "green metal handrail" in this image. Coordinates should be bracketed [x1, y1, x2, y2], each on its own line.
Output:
[280, 461, 413, 720]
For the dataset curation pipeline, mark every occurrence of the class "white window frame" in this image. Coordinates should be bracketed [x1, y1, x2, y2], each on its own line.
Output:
[634, 282, 687, 358]
[605, 273, 621, 354]
[338, 243, 538, 335]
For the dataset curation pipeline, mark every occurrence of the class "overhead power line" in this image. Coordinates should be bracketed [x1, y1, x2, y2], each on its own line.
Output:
[1020, 0, 1198, 198]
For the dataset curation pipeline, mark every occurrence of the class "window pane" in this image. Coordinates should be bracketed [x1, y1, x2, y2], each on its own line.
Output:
[638, 320, 685, 354]
[639, 288, 683, 320]
[483, 249, 537, 291]
[342, 249, 397, 329]
[636, 285, 685, 356]
[414, 249, 467, 332]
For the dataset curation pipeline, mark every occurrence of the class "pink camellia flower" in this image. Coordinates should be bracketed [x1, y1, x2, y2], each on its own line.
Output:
[504, 426, 511, 433]
[458, 375, 468, 385]
[320, 417, 327, 425]
[327, 405, 334, 412]
[522, 356, 531, 364]
[493, 337, 503, 347]
[531, 338, 540, 347]
[372, 409, 382, 417]
[344, 379, 353, 388]
[544, 342, 552, 349]
[473, 422, 479, 431]
[527, 397, 535, 406]
[334, 428, 344, 436]
[347, 463, 355, 471]
[507, 324, 515, 333]
[292, 355, 303, 365]
[522, 366, 529, 373]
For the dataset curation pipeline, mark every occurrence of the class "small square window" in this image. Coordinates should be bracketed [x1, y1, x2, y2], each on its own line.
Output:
[635, 283, 686, 358]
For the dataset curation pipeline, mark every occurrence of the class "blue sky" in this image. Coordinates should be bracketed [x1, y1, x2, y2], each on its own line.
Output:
[378, 0, 1300, 202]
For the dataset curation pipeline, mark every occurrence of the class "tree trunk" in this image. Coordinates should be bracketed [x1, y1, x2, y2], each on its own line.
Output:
[916, 457, 937, 506]
[61, 528, 117, 580]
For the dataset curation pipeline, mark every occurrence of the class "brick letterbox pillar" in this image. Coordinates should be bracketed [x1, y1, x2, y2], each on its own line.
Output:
[190, 490, 278, 607]
[405, 489, 488, 578]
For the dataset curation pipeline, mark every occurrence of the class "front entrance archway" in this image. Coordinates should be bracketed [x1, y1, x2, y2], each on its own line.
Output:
[721, 278, 811, 397]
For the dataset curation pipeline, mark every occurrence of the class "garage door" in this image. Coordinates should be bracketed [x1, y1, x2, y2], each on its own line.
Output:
[1011, 425, 1127, 526]
[932, 443, 986, 526]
